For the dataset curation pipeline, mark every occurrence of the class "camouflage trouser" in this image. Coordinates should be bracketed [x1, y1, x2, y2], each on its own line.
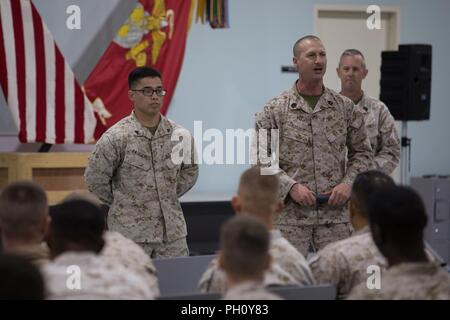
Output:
[138, 237, 189, 258]
[276, 223, 354, 256]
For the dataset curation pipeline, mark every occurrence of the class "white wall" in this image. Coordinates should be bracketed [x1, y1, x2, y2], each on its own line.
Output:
[1, 0, 449, 199]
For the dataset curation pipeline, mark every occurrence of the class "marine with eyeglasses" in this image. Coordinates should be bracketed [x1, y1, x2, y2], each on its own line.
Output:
[85, 67, 199, 258]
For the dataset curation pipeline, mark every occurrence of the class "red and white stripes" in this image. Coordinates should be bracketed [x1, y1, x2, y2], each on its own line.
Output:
[0, 0, 96, 144]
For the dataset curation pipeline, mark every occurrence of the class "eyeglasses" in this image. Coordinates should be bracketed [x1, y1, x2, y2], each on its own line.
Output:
[131, 87, 167, 97]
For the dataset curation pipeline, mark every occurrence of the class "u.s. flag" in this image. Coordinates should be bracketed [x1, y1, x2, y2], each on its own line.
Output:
[0, 0, 96, 144]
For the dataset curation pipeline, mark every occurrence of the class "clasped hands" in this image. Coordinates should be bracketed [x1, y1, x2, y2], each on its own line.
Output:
[288, 182, 351, 207]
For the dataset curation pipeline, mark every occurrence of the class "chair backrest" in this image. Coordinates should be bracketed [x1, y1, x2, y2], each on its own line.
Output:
[425, 241, 447, 267]
[182, 201, 234, 255]
[154, 254, 216, 297]
[158, 292, 221, 300]
[158, 284, 337, 300]
[268, 284, 337, 300]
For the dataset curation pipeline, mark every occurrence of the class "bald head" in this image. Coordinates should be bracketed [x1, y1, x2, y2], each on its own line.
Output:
[293, 35, 322, 57]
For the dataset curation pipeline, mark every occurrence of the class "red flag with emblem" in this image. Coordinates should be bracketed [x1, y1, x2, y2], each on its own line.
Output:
[84, 0, 193, 140]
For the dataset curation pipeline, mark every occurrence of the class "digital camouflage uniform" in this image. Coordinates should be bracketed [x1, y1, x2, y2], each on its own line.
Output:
[222, 281, 283, 300]
[101, 231, 159, 296]
[357, 93, 400, 174]
[309, 226, 441, 299]
[348, 262, 450, 300]
[85, 112, 198, 258]
[308, 226, 384, 299]
[198, 229, 315, 293]
[255, 83, 373, 255]
[42, 252, 157, 299]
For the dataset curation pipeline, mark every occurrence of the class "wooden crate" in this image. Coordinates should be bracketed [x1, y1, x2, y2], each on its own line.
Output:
[0, 152, 89, 204]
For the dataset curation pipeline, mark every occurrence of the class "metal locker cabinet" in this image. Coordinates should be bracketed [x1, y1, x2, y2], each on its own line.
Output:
[411, 176, 450, 264]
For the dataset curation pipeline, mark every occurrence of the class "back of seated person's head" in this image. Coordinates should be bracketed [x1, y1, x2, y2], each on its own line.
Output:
[350, 171, 395, 227]
[367, 186, 428, 263]
[218, 216, 271, 284]
[63, 191, 109, 230]
[0, 181, 49, 245]
[64, 191, 102, 206]
[232, 166, 281, 221]
[0, 253, 45, 299]
[48, 200, 105, 259]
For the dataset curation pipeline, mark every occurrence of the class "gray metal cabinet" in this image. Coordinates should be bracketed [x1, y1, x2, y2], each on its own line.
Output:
[411, 176, 450, 263]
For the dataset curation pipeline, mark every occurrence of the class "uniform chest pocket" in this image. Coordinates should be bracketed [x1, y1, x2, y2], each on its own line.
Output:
[366, 125, 379, 139]
[154, 139, 181, 172]
[123, 152, 151, 171]
[163, 157, 179, 171]
[325, 121, 347, 151]
[366, 124, 379, 152]
[280, 126, 310, 164]
[365, 114, 378, 138]
[283, 128, 309, 144]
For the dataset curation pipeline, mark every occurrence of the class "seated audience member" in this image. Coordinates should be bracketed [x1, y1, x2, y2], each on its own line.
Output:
[43, 199, 156, 299]
[308, 171, 395, 299]
[348, 186, 450, 299]
[63, 192, 159, 295]
[220, 216, 282, 300]
[199, 167, 315, 293]
[0, 181, 50, 267]
[0, 253, 45, 300]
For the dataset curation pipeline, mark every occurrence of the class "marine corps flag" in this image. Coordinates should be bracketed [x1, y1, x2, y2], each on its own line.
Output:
[84, 0, 193, 139]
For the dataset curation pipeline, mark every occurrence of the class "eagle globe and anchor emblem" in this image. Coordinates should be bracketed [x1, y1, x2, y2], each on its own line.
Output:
[91, 0, 174, 125]
[115, 0, 174, 66]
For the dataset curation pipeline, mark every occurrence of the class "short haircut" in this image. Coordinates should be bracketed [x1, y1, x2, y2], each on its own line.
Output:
[128, 66, 162, 89]
[238, 167, 280, 217]
[0, 253, 45, 299]
[220, 216, 270, 279]
[351, 170, 395, 217]
[367, 186, 428, 247]
[293, 35, 322, 56]
[339, 48, 366, 68]
[49, 199, 105, 251]
[0, 181, 48, 239]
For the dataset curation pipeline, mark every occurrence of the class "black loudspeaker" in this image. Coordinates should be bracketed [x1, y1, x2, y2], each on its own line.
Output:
[380, 44, 432, 121]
